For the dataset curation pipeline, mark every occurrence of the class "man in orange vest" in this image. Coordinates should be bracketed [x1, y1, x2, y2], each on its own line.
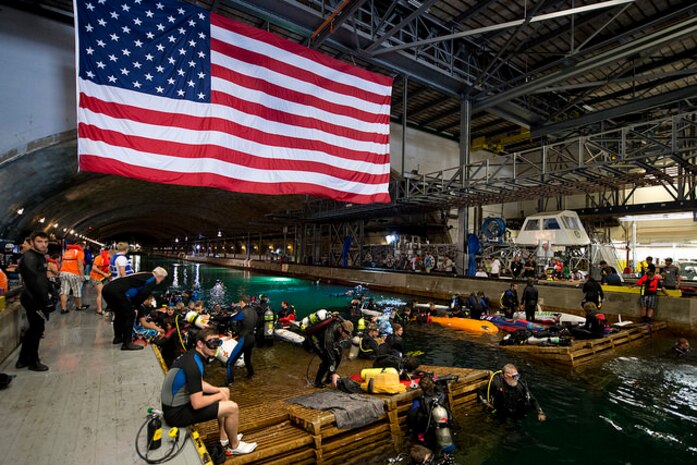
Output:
[59, 243, 89, 313]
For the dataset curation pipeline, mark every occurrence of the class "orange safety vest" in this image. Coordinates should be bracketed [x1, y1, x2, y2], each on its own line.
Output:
[60, 248, 84, 275]
[89, 254, 109, 281]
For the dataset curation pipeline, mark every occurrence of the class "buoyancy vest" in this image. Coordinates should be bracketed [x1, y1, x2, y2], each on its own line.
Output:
[110, 253, 134, 278]
[639, 275, 661, 295]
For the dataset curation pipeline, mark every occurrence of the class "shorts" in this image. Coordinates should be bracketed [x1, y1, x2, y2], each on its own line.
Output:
[640, 295, 658, 310]
[162, 402, 219, 427]
[90, 277, 107, 287]
[60, 272, 83, 297]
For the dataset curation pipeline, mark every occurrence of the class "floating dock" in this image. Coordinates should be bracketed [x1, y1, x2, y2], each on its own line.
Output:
[500, 322, 667, 366]
[152, 348, 491, 465]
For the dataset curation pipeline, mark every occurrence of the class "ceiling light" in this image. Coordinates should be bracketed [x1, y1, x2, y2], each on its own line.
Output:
[618, 212, 693, 222]
[38, 217, 45, 223]
[16, 208, 24, 215]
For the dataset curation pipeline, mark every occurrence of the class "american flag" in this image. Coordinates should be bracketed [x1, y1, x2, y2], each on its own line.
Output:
[75, 0, 392, 204]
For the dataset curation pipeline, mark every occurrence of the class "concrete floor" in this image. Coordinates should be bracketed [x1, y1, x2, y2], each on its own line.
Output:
[0, 303, 202, 465]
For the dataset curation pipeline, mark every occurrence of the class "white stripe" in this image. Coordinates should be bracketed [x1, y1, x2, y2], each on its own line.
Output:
[78, 106, 390, 175]
[211, 24, 392, 98]
[211, 76, 390, 137]
[80, 78, 390, 142]
[78, 138, 389, 196]
[211, 50, 389, 117]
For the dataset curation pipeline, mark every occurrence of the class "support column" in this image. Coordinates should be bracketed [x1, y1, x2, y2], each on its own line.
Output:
[401, 76, 408, 180]
[456, 99, 471, 276]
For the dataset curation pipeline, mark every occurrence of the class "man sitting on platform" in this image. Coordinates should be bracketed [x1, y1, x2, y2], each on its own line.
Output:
[161, 328, 257, 457]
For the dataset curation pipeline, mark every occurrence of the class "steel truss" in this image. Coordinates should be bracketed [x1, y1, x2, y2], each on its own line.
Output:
[291, 111, 697, 222]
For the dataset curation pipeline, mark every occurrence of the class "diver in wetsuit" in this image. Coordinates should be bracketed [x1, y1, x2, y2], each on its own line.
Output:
[485, 363, 545, 421]
[306, 317, 353, 388]
[569, 302, 606, 340]
[225, 296, 258, 383]
[357, 325, 381, 359]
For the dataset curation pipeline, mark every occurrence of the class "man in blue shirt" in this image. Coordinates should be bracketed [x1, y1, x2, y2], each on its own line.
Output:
[161, 328, 257, 456]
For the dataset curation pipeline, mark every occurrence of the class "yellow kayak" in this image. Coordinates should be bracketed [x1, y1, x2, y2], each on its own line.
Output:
[602, 285, 681, 297]
[431, 316, 499, 334]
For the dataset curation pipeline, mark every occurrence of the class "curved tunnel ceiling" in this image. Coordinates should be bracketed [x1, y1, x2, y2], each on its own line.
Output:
[0, 133, 305, 243]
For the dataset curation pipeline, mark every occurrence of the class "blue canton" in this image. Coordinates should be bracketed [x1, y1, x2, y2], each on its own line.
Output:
[77, 0, 211, 102]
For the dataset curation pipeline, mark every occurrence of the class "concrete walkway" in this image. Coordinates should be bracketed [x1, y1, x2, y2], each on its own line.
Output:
[0, 304, 202, 465]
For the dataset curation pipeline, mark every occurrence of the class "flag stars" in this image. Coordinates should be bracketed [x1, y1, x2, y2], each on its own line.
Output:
[178, 8, 185, 15]
[107, 75, 117, 82]
[133, 17, 142, 26]
[197, 51, 206, 58]
[167, 57, 176, 64]
[167, 77, 175, 85]
[110, 11, 119, 20]
[85, 24, 94, 32]
[96, 61, 106, 69]
[156, 44, 165, 52]
[121, 25, 131, 34]
[178, 48, 187, 55]
[188, 60, 196, 68]
[178, 27, 186, 35]
[108, 54, 118, 61]
[96, 39, 106, 47]
[97, 18, 107, 26]
[146, 32, 155, 39]
[134, 39, 143, 47]
[121, 48, 131, 56]
[168, 36, 177, 43]
[187, 80, 195, 87]
[156, 2, 164, 9]
[85, 47, 94, 55]
[188, 40, 196, 47]
[198, 92, 205, 100]
[145, 10, 154, 18]
[86, 70, 95, 78]
[177, 89, 185, 97]
[110, 33, 120, 41]
[198, 13, 205, 20]
[120, 67, 130, 75]
[167, 15, 175, 23]
[155, 86, 164, 93]
[198, 72, 206, 79]
[145, 53, 154, 61]
[133, 81, 142, 89]
[121, 3, 130, 12]
[177, 68, 185, 76]
[156, 23, 165, 31]
[156, 65, 165, 72]
[145, 73, 153, 81]
[188, 20, 196, 27]
[85, 2, 95, 11]
[198, 32, 206, 39]
[132, 61, 142, 69]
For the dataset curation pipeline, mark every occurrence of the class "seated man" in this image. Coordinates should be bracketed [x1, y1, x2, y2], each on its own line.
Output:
[569, 302, 606, 340]
[133, 295, 165, 342]
[358, 325, 381, 359]
[161, 329, 257, 456]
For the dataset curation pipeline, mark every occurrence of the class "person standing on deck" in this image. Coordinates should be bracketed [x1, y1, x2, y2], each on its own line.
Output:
[15, 232, 51, 371]
[635, 268, 668, 323]
[521, 279, 539, 322]
[660, 258, 681, 290]
[161, 328, 257, 457]
[58, 242, 88, 313]
[109, 241, 134, 279]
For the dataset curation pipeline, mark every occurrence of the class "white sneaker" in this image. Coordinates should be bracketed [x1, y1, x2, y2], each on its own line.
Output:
[225, 441, 257, 456]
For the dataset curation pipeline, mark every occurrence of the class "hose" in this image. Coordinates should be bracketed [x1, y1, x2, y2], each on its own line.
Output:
[175, 315, 187, 351]
[134, 415, 187, 464]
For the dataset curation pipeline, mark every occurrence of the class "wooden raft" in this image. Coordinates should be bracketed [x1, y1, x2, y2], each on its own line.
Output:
[500, 322, 667, 366]
[193, 365, 491, 465]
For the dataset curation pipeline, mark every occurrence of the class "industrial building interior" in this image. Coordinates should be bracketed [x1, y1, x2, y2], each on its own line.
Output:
[1, 0, 697, 271]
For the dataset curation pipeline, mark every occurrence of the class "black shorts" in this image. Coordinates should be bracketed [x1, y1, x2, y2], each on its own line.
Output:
[162, 402, 219, 427]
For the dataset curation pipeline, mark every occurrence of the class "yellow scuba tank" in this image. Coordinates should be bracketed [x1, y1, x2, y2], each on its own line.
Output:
[300, 309, 330, 331]
[360, 367, 399, 380]
[263, 308, 274, 339]
[348, 336, 360, 360]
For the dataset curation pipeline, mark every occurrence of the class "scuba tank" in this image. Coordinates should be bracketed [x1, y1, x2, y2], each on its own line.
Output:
[263, 308, 274, 339]
[146, 408, 162, 450]
[348, 336, 360, 360]
[430, 402, 455, 453]
[300, 309, 330, 331]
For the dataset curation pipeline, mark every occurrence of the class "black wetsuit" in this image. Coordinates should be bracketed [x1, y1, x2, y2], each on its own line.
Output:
[489, 373, 543, 419]
[467, 294, 484, 320]
[308, 319, 344, 386]
[102, 272, 161, 344]
[226, 305, 258, 382]
[254, 303, 275, 348]
[582, 279, 604, 307]
[501, 289, 519, 319]
[358, 335, 380, 359]
[570, 311, 605, 339]
[18, 248, 50, 367]
[521, 284, 539, 321]
[380, 333, 404, 357]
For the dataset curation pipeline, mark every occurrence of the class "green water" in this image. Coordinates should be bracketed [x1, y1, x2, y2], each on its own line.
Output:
[143, 258, 697, 464]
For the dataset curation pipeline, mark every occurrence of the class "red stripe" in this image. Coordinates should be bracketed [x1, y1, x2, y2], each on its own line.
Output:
[210, 14, 393, 88]
[211, 90, 389, 144]
[210, 38, 390, 107]
[212, 64, 390, 125]
[78, 154, 391, 204]
[80, 93, 389, 164]
[78, 124, 390, 185]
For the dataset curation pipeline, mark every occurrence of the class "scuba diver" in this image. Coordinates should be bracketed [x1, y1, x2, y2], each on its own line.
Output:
[381, 322, 404, 357]
[482, 363, 545, 421]
[569, 302, 606, 340]
[277, 300, 296, 326]
[224, 296, 258, 383]
[407, 376, 457, 459]
[303, 310, 354, 388]
[581, 274, 604, 308]
[466, 292, 484, 320]
[670, 338, 690, 359]
[409, 444, 456, 465]
[357, 325, 381, 360]
[499, 283, 520, 319]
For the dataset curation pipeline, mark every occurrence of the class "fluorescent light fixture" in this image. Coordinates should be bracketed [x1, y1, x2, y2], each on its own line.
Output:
[582, 104, 594, 111]
[38, 217, 45, 223]
[385, 234, 397, 244]
[618, 212, 693, 222]
[16, 208, 24, 215]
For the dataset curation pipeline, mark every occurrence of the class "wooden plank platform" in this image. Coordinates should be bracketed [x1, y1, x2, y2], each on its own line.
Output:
[500, 322, 667, 366]
[185, 362, 490, 465]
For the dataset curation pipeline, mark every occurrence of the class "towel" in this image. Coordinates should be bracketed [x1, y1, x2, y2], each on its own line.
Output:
[287, 390, 385, 429]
